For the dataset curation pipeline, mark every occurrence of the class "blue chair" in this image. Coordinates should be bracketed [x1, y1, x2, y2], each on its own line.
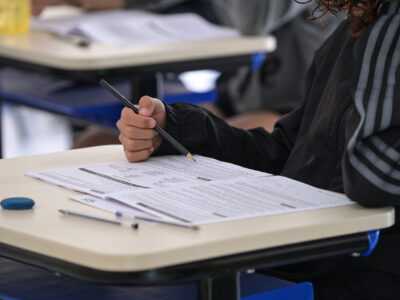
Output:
[0, 68, 126, 128]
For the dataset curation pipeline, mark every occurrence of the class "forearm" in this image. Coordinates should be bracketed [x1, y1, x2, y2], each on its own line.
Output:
[124, 0, 186, 11]
[77, 0, 124, 11]
[155, 102, 293, 173]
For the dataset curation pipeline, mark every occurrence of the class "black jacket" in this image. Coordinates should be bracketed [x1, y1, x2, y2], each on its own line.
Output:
[156, 1, 400, 295]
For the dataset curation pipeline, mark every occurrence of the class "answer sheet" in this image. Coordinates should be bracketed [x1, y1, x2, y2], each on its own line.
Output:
[69, 194, 156, 218]
[26, 155, 268, 197]
[106, 176, 355, 225]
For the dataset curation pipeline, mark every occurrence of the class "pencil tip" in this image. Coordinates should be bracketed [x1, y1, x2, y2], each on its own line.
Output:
[187, 153, 196, 162]
[58, 209, 66, 214]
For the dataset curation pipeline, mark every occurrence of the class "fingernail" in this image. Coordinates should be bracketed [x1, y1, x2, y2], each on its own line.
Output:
[149, 119, 156, 127]
[150, 147, 154, 153]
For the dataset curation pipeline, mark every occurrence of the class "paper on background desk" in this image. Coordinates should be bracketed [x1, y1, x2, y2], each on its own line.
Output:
[25, 155, 268, 197]
[30, 10, 239, 47]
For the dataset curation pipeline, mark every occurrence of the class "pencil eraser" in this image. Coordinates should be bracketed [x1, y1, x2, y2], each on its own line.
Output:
[1, 197, 35, 210]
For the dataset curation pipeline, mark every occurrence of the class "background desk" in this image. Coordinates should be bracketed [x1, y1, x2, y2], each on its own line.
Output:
[0, 30, 275, 158]
[0, 30, 276, 72]
[0, 30, 275, 96]
[0, 145, 394, 299]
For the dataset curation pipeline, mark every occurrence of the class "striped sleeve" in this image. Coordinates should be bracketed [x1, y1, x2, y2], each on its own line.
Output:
[343, 0, 400, 206]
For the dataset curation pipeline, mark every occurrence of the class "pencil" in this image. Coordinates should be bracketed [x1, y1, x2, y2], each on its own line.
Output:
[115, 211, 200, 230]
[99, 79, 196, 162]
[58, 209, 139, 229]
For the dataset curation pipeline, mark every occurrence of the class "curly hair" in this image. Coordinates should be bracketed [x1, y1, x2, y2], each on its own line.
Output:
[296, 0, 390, 36]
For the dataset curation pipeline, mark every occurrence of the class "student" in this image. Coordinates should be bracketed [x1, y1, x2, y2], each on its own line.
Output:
[75, 1, 340, 148]
[117, 0, 400, 298]
[32, 0, 340, 137]
[203, 1, 342, 131]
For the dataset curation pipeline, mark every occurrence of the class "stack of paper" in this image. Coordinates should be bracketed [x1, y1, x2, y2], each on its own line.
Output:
[26, 155, 354, 226]
[30, 10, 239, 47]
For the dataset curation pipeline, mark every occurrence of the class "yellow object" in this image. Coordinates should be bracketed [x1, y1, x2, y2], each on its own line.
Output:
[0, 0, 30, 34]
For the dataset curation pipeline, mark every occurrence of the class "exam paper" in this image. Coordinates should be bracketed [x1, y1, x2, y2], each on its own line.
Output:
[106, 176, 355, 225]
[70, 194, 155, 218]
[31, 10, 239, 47]
[26, 155, 268, 197]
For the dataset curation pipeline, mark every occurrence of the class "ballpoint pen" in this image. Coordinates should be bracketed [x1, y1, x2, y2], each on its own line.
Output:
[59, 209, 139, 229]
[52, 33, 91, 48]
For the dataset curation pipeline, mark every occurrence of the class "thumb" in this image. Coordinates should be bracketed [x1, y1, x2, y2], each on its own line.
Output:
[138, 96, 156, 117]
[138, 96, 166, 128]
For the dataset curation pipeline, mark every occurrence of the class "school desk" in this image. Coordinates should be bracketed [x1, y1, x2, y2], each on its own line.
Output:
[0, 145, 394, 300]
[0, 27, 275, 158]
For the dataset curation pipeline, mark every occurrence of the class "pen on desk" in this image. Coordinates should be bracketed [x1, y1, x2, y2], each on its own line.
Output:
[52, 33, 91, 48]
[58, 209, 139, 229]
[115, 211, 200, 230]
[99, 79, 196, 162]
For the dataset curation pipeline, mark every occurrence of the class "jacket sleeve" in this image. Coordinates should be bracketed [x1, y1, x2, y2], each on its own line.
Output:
[342, 13, 400, 207]
[154, 103, 292, 174]
[209, 0, 308, 35]
[155, 58, 317, 174]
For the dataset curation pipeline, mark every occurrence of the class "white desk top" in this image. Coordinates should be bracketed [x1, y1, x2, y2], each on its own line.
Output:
[0, 30, 276, 71]
[0, 145, 394, 272]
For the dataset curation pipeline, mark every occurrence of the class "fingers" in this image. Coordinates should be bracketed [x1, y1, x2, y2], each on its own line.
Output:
[31, 0, 66, 16]
[123, 147, 154, 163]
[138, 96, 167, 128]
[117, 96, 166, 162]
[116, 120, 158, 139]
[120, 107, 156, 129]
[119, 135, 154, 152]
[80, 0, 124, 11]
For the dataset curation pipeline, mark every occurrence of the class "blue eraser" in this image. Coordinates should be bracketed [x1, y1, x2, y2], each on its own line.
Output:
[1, 197, 35, 210]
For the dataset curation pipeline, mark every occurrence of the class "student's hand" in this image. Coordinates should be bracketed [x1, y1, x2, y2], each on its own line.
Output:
[31, 0, 124, 16]
[31, 0, 65, 16]
[78, 0, 124, 11]
[117, 96, 167, 162]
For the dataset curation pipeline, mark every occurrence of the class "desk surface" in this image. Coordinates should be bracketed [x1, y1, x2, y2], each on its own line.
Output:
[0, 145, 394, 274]
[0, 31, 276, 71]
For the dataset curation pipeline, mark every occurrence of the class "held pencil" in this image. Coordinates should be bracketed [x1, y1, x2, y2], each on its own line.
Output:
[99, 79, 196, 162]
